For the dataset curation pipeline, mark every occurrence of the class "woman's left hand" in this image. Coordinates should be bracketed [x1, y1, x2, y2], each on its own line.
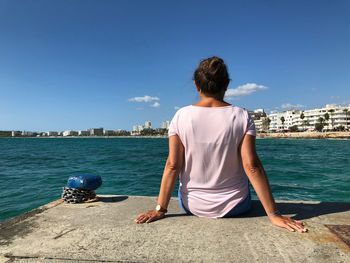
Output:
[135, 210, 165, 224]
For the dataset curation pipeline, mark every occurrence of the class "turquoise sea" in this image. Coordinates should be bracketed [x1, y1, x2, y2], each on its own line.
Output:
[0, 137, 349, 221]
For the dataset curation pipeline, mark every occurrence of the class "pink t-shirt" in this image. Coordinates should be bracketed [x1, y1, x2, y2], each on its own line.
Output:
[168, 105, 256, 218]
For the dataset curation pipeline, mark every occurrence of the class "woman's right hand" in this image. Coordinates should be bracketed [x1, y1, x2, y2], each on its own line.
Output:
[269, 215, 307, 233]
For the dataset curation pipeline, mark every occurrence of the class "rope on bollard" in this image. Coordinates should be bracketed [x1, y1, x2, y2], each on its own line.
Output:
[61, 187, 97, 204]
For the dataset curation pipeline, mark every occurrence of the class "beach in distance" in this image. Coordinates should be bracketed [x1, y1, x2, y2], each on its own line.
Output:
[0, 137, 349, 222]
[12, 131, 350, 139]
[257, 131, 350, 139]
[7, 131, 350, 139]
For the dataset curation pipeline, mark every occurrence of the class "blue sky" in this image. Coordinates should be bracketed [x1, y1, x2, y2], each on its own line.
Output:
[0, 0, 349, 131]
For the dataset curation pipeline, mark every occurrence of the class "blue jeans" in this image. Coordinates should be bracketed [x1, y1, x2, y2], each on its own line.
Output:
[177, 187, 252, 218]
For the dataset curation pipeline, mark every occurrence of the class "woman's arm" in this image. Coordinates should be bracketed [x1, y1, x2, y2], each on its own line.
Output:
[135, 135, 184, 224]
[240, 134, 306, 233]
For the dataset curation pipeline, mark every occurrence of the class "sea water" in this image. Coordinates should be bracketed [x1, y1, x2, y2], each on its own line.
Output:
[0, 137, 349, 221]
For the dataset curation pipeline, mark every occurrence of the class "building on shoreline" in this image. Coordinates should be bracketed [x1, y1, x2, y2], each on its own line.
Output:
[104, 130, 115, 136]
[78, 130, 89, 136]
[299, 104, 350, 131]
[268, 110, 301, 132]
[144, 121, 152, 129]
[89, 128, 104, 136]
[131, 121, 153, 135]
[5, 104, 349, 137]
[62, 130, 78, 136]
[161, 120, 170, 129]
[46, 131, 59, 137]
[131, 120, 171, 136]
[11, 131, 21, 137]
[251, 104, 350, 132]
[248, 109, 267, 132]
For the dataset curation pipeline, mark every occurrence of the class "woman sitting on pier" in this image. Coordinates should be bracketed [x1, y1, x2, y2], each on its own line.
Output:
[135, 56, 306, 233]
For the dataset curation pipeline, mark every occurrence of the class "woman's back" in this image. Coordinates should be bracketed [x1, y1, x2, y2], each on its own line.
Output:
[168, 104, 256, 218]
[136, 56, 306, 233]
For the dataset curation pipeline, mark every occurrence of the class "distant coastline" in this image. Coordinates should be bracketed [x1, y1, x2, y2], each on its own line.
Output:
[257, 131, 350, 139]
[3, 131, 350, 139]
[5, 135, 168, 139]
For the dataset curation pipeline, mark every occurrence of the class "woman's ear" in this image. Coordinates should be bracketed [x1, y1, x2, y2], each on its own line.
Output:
[194, 81, 200, 92]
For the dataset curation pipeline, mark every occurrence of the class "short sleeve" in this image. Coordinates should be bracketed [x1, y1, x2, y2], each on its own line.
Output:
[168, 111, 180, 137]
[245, 112, 256, 136]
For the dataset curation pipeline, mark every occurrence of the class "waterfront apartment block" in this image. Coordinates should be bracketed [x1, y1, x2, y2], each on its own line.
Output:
[131, 121, 153, 135]
[268, 110, 300, 132]
[104, 130, 115, 136]
[299, 104, 349, 131]
[144, 121, 152, 129]
[161, 120, 171, 129]
[78, 130, 89, 136]
[62, 130, 78, 136]
[248, 109, 267, 132]
[11, 131, 21, 137]
[252, 104, 350, 132]
[89, 128, 104, 136]
[46, 131, 59, 136]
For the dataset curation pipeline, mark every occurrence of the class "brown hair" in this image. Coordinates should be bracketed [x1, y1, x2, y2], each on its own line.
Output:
[193, 56, 230, 95]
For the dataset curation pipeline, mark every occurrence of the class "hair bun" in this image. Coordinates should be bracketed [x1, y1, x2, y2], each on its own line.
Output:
[193, 56, 230, 95]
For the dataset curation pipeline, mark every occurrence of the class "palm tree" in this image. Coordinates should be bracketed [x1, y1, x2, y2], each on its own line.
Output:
[262, 117, 271, 132]
[343, 109, 349, 131]
[280, 116, 285, 132]
[316, 117, 325, 132]
[300, 112, 305, 131]
[328, 109, 335, 130]
[324, 112, 330, 131]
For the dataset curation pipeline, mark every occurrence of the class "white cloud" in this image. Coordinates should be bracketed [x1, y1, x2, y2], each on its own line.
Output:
[281, 103, 305, 110]
[330, 95, 340, 99]
[150, 102, 160, 108]
[225, 83, 268, 98]
[128, 95, 160, 103]
[174, 106, 180, 110]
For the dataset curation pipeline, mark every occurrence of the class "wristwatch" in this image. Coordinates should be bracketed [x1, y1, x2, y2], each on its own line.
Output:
[155, 204, 168, 213]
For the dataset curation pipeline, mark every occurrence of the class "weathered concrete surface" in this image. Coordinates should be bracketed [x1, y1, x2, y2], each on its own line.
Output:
[0, 196, 349, 263]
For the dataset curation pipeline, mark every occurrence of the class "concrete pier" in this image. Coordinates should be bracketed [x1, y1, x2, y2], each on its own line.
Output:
[0, 196, 349, 263]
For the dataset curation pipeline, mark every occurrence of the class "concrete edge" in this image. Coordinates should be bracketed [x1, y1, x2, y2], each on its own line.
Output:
[0, 199, 64, 230]
[2, 196, 349, 230]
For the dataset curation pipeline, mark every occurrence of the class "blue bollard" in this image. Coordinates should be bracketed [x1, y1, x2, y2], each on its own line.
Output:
[67, 174, 102, 190]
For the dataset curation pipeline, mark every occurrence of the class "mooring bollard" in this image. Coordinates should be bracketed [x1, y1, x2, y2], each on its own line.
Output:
[61, 174, 102, 204]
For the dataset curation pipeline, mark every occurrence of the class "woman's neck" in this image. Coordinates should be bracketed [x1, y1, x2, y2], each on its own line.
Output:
[194, 94, 231, 107]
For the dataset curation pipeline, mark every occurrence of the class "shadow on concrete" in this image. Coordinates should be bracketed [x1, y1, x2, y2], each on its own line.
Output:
[165, 201, 350, 221]
[98, 195, 128, 203]
[165, 213, 192, 218]
[238, 201, 350, 220]
[0, 207, 47, 246]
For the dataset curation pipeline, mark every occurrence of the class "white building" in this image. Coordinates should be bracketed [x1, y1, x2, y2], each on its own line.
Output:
[104, 130, 115, 136]
[161, 120, 170, 129]
[89, 128, 104, 136]
[254, 119, 262, 132]
[132, 124, 144, 135]
[47, 131, 58, 136]
[144, 121, 152, 129]
[268, 110, 301, 132]
[21, 131, 34, 137]
[78, 130, 89, 136]
[250, 109, 267, 132]
[266, 104, 350, 132]
[300, 104, 350, 131]
[62, 130, 78, 136]
[11, 131, 21, 137]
